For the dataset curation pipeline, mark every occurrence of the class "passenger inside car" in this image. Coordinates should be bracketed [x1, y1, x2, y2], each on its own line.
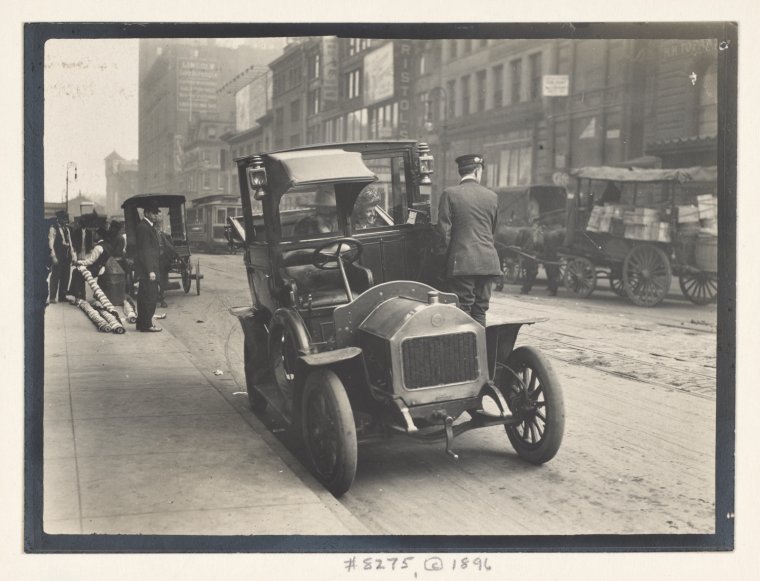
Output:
[292, 185, 339, 236]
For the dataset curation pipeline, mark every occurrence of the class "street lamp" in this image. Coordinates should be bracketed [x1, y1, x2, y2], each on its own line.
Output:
[65, 161, 77, 214]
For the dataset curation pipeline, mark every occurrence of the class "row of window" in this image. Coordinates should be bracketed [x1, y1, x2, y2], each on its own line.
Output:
[446, 38, 490, 61]
[434, 52, 543, 118]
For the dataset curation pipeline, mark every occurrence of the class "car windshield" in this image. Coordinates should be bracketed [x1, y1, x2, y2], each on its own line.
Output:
[281, 184, 339, 239]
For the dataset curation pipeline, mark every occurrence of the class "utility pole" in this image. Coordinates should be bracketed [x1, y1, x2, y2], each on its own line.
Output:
[65, 162, 77, 215]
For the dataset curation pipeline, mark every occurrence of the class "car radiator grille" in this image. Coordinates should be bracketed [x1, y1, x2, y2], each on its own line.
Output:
[402, 332, 478, 389]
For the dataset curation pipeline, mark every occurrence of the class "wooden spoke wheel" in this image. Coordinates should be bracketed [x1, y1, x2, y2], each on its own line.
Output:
[181, 262, 192, 293]
[301, 369, 358, 497]
[679, 271, 718, 305]
[622, 244, 672, 307]
[493, 346, 565, 464]
[563, 257, 596, 298]
[609, 276, 627, 297]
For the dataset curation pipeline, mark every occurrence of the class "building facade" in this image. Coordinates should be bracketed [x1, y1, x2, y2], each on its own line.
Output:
[104, 151, 139, 218]
[138, 40, 269, 199]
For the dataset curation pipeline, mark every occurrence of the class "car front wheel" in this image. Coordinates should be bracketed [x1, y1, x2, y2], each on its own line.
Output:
[495, 346, 565, 464]
[301, 369, 357, 497]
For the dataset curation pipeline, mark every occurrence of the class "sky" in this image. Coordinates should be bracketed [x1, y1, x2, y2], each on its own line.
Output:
[44, 39, 139, 203]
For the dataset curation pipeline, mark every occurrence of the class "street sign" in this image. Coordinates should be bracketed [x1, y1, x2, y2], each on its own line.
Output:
[542, 75, 569, 97]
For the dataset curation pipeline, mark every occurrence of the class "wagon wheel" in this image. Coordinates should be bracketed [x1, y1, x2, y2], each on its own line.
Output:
[244, 337, 267, 412]
[301, 368, 358, 497]
[679, 271, 718, 305]
[195, 259, 201, 295]
[563, 257, 596, 298]
[493, 346, 565, 464]
[609, 276, 627, 297]
[181, 261, 192, 293]
[622, 244, 672, 307]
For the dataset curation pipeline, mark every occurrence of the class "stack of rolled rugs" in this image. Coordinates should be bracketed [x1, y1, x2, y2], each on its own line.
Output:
[73, 265, 126, 334]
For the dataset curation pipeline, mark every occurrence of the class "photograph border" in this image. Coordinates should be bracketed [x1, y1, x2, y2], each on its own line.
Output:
[24, 20, 737, 553]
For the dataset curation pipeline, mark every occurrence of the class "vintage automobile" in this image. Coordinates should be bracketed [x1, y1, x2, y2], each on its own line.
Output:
[121, 194, 203, 296]
[230, 141, 565, 496]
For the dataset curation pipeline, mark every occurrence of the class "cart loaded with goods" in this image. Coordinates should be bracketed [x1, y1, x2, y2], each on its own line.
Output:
[560, 165, 718, 306]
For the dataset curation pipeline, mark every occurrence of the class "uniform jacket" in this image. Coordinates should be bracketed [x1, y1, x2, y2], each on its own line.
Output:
[436, 177, 501, 277]
[135, 218, 160, 280]
[49, 223, 74, 263]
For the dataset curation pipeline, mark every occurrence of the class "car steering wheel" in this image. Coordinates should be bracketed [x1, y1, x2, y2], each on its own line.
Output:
[312, 238, 363, 270]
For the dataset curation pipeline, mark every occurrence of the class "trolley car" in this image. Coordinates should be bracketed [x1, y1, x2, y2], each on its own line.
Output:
[560, 165, 718, 306]
[187, 193, 248, 253]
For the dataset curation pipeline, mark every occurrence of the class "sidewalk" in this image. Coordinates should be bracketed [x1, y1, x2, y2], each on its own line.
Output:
[43, 301, 368, 535]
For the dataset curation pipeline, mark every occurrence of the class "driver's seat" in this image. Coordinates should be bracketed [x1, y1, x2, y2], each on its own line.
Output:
[281, 249, 374, 309]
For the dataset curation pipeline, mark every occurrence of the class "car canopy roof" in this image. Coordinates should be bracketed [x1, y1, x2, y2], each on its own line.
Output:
[121, 193, 187, 209]
[267, 149, 377, 191]
[571, 166, 718, 184]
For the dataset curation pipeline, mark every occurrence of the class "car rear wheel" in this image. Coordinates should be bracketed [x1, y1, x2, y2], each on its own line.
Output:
[301, 369, 357, 497]
[495, 346, 565, 464]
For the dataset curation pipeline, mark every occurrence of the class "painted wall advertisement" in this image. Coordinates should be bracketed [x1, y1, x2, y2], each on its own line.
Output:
[236, 71, 271, 132]
[363, 43, 394, 106]
[177, 59, 219, 113]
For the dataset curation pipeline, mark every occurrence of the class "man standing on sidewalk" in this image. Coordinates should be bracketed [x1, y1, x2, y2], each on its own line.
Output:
[436, 154, 501, 326]
[135, 202, 162, 332]
[48, 210, 76, 303]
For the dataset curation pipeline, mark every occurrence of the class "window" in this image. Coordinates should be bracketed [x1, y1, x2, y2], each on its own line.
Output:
[419, 54, 427, 75]
[510, 58, 522, 104]
[280, 184, 339, 239]
[308, 52, 320, 79]
[476, 70, 486, 112]
[493, 64, 504, 108]
[497, 145, 533, 187]
[308, 89, 320, 116]
[218, 172, 225, 190]
[369, 103, 396, 139]
[698, 62, 718, 136]
[202, 172, 211, 189]
[346, 69, 362, 99]
[290, 99, 300, 123]
[216, 208, 226, 224]
[449, 40, 458, 60]
[447, 79, 457, 118]
[208, 126, 217, 138]
[574, 40, 606, 92]
[529, 52, 543, 100]
[461, 75, 471, 116]
[352, 156, 408, 232]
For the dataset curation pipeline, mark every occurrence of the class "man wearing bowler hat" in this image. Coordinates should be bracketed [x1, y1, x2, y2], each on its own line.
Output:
[436, 154, 501, 326]
[48, 210, 76, 303]
[135, 202, 163, 332]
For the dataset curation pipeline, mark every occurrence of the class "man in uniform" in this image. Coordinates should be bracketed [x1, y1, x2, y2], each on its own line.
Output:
[135, 202, 163, 332]
[436, 154, 501, 326]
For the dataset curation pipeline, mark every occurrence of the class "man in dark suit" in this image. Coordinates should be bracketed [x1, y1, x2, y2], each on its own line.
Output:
[436, 154, 501, 326]
[135, 202, 162, 332]
[48, 210, 76, 303]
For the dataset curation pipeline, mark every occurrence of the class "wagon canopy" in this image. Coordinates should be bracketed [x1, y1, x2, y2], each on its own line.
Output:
[267, 149, 377, 190]
[121, 193, 187, 209]
[571, 166, 718, 185]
